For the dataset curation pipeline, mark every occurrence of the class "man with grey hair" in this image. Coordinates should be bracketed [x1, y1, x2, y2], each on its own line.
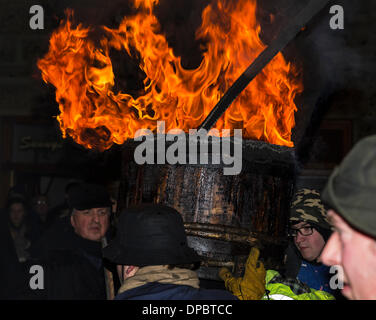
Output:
[68, 183, 111, 242]
[26, 183, 113, 299]
[321, 135, 376, 300]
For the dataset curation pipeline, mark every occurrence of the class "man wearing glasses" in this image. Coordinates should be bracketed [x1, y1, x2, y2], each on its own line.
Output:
[286, 189, 334, 295]
[219, 188, 336, 300]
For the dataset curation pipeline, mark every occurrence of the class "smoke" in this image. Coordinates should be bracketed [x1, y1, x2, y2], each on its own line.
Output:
[258, 0, 366, 90]
[302, 0, 365, 90]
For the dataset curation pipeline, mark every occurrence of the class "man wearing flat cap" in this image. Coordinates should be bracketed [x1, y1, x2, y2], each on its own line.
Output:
[103, 203, 237, 300]
[25, 183, 113, 299]
[321, 135, 376, 300]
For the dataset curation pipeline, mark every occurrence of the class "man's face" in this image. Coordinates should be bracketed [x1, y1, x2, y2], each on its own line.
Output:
[320, 210, 376, 300]
[9, 203, 25, 228]
[292, 221, 326, 262]
[70, 207, 110, 241]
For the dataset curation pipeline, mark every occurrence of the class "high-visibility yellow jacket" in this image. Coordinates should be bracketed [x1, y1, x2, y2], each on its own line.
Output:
[262, 270, 335, 300]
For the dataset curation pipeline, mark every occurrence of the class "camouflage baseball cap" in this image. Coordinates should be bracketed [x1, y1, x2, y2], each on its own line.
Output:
[290, 189, 331, 230]
[322, 135, 376, 238]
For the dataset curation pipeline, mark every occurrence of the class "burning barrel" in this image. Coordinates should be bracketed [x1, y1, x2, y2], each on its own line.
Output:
[33, 0, 318, 284]
[119, 136, 297, 282]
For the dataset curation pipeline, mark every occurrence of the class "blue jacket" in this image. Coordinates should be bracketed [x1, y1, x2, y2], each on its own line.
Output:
[297, 260, 334, 294]
[115, 282, 238, 300]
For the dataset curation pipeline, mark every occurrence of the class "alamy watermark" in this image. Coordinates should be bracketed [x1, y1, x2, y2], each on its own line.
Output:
[29, 5, 44, 30]
[133, 121, 243, 175]
[29, 4, 344, 31]
[29, 265, 44, 290]
[28, 263, 344, 292]
[329, 5, 344, 30]
[329, 265, 344, 290]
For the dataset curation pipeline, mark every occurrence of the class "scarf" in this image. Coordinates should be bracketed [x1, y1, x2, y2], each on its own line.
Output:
[118, 265, 200, 294]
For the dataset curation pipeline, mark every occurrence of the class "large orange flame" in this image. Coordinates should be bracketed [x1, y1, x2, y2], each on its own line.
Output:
[37, 0, 303, 151]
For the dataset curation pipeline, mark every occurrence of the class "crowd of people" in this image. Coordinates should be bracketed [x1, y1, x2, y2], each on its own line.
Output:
[1, 134, 376, 300]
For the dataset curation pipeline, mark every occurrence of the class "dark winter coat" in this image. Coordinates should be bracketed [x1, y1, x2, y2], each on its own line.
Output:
[25, 216, 107, 300]
[115, 282, 238, 300]
[283, 242, 337, 296]
[0, 211, 30, 299]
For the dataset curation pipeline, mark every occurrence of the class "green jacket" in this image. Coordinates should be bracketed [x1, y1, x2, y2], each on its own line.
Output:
[262, 270, 335, 300]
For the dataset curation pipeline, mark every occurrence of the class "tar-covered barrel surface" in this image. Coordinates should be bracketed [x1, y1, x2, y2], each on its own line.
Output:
[120, 137, 297, 281]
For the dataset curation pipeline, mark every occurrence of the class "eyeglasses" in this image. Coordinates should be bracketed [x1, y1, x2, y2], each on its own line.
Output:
[289, 226, 314, 237]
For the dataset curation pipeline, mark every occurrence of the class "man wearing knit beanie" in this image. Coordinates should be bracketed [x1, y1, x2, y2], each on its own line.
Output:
[286, 188, 334, 294]
[219, 188, 336, 300]
[321, 135, 376, 300]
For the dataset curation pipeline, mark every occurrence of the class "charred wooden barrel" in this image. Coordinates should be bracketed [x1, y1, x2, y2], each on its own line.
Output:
[119, 136, 297, 282]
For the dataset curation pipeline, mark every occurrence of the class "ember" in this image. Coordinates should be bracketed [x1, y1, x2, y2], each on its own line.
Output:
[37, 0, 303, 151]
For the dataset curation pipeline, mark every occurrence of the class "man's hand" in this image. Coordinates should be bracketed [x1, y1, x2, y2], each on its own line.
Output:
[219, 247, 266, 300]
